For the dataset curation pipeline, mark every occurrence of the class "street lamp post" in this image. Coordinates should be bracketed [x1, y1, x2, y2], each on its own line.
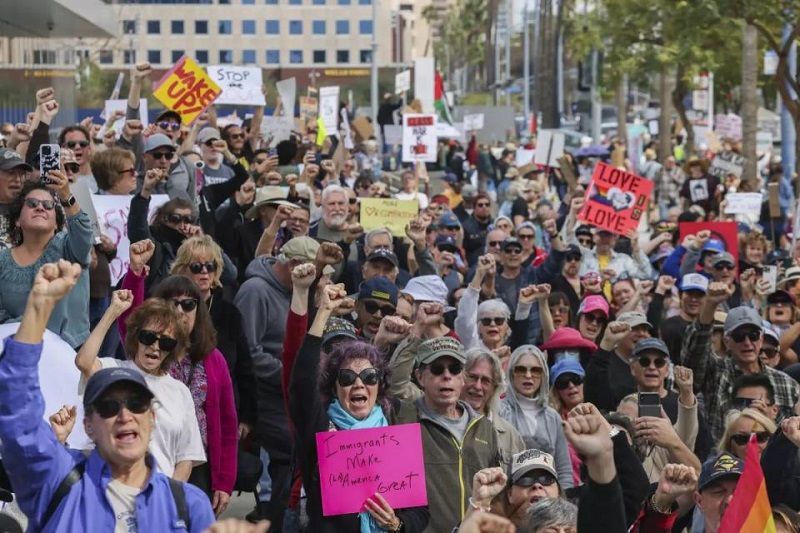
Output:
[371, 0, 380, 146]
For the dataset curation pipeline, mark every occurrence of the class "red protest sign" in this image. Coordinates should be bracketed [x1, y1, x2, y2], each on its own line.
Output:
[577, 162, 654, 235]
[316, 423, 427, 516]
[679, 221, 739, 275]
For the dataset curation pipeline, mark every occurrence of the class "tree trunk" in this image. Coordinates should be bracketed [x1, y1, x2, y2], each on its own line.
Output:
[741, 22, 759, 188]
[616, 74, 627, 141]
[485, 0, 499, 92]
[658, 66, 674, 161]
[672, 67, 695, 156]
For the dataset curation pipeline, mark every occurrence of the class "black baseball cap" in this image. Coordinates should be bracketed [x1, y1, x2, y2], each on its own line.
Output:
[83, 367, 154, 408]
[698, 452, 743, 491]
[367, 248, 399, 268]
[154, 109, 182, 123]
[0, 148, 33, 172]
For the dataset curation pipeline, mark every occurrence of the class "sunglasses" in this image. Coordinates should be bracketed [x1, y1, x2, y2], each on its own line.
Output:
[64, 162, 80, 174]
[429, 361, 464, 376]
[65, 140, 90, 149]
[442, 225, 460, 231]
[229, 133, 245, 140]
[488, 240, 503, 248]
[157, 121, 181, 131]
[730, 329, 761, 343]
[518, 234, 535, 240]
[513, 365, 544, 377]
[24, 198, 55, 210]
[554, 374, 584, 390]
[715, 263, 735, 271]
[337, 367, 380, 387]
[636, 356, 667, 368]
[166, 213, 195, 225]
[515, 472, 557, 487]
[171, 298, 199, 312]
[582, 313, 606, 325]
[137, 328, 178, 351]
[761, 347, 778, 358]
[504, 247, 523, 255]
[565, 254, 582, 262]
[204, 140, 217, 147]
[189, 261, 217, 274]
[150, 151, 174, 160]
[578, 238, 593, 246]
[730, 431, 771, 446]
[475, 202, 491, 208]
[363, 300, 395, 316]
[92, 396, 151, 418]
[480, 316, 506, 326]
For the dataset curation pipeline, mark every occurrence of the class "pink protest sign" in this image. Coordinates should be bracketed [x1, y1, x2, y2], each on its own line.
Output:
[316, 423, 428, 516]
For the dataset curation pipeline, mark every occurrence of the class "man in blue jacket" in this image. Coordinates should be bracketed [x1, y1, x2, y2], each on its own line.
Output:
[0, 260, 214, 532]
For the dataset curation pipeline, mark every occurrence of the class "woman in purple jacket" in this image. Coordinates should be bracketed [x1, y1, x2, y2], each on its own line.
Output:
[120, 239, 238, 516]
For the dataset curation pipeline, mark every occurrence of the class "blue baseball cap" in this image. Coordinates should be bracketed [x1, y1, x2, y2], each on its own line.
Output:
[358, 276, 398, 305]
[549, 358, 585, 385]
[435, 235, 459, 253]
[701, 239, 725, 255]
[83, 367, 154, 408]
[441, 171, 459, 184]
[438, 212, 461, 229]
[698, 452, 743, 491]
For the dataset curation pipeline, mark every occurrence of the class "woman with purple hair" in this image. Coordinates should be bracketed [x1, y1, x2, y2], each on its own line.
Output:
[286, 263, 429, 533]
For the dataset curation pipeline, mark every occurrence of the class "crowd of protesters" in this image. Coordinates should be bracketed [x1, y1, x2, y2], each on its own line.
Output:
[0, 63, 799, 533]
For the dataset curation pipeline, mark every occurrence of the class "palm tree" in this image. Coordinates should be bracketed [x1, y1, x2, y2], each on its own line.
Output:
[741, 21, 758, 189]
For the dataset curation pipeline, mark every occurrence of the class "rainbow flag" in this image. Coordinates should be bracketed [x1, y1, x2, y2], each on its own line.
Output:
[717, 434, 776, 533]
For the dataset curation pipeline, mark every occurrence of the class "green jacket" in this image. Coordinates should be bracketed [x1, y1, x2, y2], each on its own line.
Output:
[394, 398, 501, 533]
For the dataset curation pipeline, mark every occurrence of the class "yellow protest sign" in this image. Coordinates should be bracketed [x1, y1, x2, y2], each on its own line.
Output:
[152, 56, 222, 125]
[360, 198, 419, 236]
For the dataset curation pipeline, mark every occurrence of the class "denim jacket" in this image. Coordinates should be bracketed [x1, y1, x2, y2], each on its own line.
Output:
[0, 337, 214, 532]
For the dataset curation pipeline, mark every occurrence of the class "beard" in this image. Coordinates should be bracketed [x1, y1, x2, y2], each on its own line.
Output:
[325, 212, 348, 229]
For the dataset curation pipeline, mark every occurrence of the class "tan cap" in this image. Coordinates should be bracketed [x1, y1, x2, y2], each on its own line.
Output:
[278, 236, 320, 263]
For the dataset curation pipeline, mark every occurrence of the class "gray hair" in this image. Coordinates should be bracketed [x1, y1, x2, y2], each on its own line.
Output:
[366, 227, 393, 248]
[464, 348, 506, 414]
[527, 498, 577, 532]
[477, 298, 511, 320]
[321, 184, 347, 204]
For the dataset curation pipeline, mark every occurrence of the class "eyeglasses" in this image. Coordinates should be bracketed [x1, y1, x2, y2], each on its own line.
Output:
[204, 140, 217, 147]
[565, 254, 582, 262]
[24, 198, 55, 210]
[157, 121, 181, 132]
[92, 396, 151, 418]
[137, 328, 178, 351]
[189, 261, 217, 274]
[504, 247, 523, 255]
[64, 162, 80, 174]
[715, 263, 735, 271]
[480, 317, 506, 326]
[171, 298, 199, 312]
[518, 234, 535, 240]
[513, 365, 544, 377]
[429, 361, 464, 376]
[166, 213, 195, 225]
[466, 373, 495, 387]
[554, 374, 584, 390]
[363, 300, 396, 316]
[581, 313, 606, 325]
[515, 472, 557, 487]
[730, 431, 771, 446]
[488, 240, 503, 248]
[729, 329, 761, 343]
[636, 356, 667, 368]
[475, 202, 491, 208]
[761, 347, 778, 358]
[118, 167, 136, 176]
[336, 367, 380, 387]
[65, 140, 90, 149]
[229, 133, 245, 140]
[150, 151, 174, 160]
[578, 238, 593, 247]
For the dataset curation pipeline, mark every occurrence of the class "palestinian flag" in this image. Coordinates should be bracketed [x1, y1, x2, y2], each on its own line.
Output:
[434, 70, 453, 125]
[718, 434, 776, 533]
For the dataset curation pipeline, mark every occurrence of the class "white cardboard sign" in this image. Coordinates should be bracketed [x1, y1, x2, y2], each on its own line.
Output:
[534, 130, 565, 167]
[395, 70, 411, 94]
[724, 192, 762, 216]
[319, 86, 341, 135]
[206, 65, 265, 106]
[463, 113, 484, 131]
[402, 114, 437, 163]
[276, 77, 297, 117]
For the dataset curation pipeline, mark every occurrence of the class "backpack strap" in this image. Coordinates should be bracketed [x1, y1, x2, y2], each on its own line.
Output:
[40, 461, 86, 532]
[167, 478, 191, 531]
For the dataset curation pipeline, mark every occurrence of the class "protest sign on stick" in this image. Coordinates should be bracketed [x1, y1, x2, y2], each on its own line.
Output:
[724, 193, 762, 216]
[402, 114, 437, 163]
[316, 423, 428, 516]
[577, 162, 653, 235]
[534, 130, 565, 167]
[360, 198, 419, 236]
[395, 70, 411, 94]
[463, 113, 484, 131]
[276, 77, 297, 116]
[709, 151, 745, 179]
[206, 65, 265, 106]
[153, 56, 222, 124]
[319, 86, 340, 135]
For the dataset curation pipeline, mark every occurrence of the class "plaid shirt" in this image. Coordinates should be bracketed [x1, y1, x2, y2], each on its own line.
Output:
[681, 320, 800, 443]
[656, 166, 686, 206]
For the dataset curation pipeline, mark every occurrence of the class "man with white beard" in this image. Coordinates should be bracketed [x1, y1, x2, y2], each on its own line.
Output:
[310, 184, 355, 242]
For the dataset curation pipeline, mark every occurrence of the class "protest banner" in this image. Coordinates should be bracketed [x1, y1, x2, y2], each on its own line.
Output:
[319, 86, 340, 135]
[261, 115, 294, 144]
[92, 194, 170, 285]
[535, 130, 565, 167]
[402, 114, 437, 163]
[103, 98, 147, 136]
[709, 151, 745, 179]
[276, 77, 297, 116]
[679, 221, 739, 274]
[383, 125, 402, 145]
[153, 55, 222, 124]
[414, 57, 435, 113]
[0, 324, 90, 450]
[206, 65, 265, 106]
[463, 113, 484, 131]
[360, 198, 419, 236]
[715, 113, 743, 140]
[316, 423, 427, 516]
[395, 70, 411, 94]
[299, 96, 318, 121]
[577, 162, 654, 235]
[724, 192, 762, 216]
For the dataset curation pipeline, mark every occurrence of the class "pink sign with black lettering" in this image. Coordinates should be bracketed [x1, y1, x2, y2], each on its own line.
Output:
[315, 423, 428, 516]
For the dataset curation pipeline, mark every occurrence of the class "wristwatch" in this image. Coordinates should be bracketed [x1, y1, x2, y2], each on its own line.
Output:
[60, 195, 76, 208]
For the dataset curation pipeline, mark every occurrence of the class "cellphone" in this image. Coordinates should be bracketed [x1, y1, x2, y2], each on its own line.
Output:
[731, 397, 751, 411]
[638, 392, 661, 418]
[39, 143, 61, 183]
[268, 148, 277, 157]
[763, 265, 778, 293]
